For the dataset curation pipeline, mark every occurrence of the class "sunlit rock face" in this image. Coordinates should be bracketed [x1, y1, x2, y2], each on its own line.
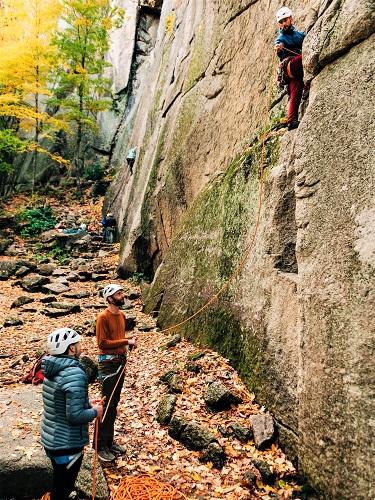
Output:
[104, 1, 374, 497]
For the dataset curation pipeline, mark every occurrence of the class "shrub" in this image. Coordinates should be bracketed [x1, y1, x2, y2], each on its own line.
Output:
[15, 207, 57, 237]
[83, 164, 105, 181]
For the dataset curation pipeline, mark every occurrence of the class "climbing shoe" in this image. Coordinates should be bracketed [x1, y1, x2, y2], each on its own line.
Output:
[98, 447, 116, 463]
[288, 120, 299, 131]
[109, 442, 127, 455]
[302, 85, 310, 100]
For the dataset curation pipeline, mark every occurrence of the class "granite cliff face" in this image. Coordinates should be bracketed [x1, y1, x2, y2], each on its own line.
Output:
[107, 0, 374, 497]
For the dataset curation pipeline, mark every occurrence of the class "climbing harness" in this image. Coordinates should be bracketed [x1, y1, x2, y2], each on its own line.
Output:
[277, 47, 302, 91]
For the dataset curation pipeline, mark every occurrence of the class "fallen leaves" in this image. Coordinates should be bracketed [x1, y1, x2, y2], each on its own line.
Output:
[0, 190, 302, 500]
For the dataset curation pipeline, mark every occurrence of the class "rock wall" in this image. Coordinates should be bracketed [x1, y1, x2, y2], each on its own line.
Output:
[106, 0, 374, 498]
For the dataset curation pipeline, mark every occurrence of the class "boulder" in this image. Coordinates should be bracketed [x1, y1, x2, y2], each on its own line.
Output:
[0, 215, 14, 229]
[156, 394, 177, 425]
[184, 361, 200, 373]
[160, 369, 178, 384]
[199, 442, 226, 469]
[204, 381, 243, 411]
[0, 238, 13, 255]
[63, 290, 90, 299]
[52, 269, 67, 276]
[80, 355, 98, 383]
[168, 415, 188, 440]
[40, 296, 57, 304]
[42, 308, 71, 318]
[37, 263, 57, 276]
[40, 229, 59, 243]
[229, 422, 253, 443]
[42, 302, 80, 317]
[241, 470, 258, 488]
[11, 296, 34, 308]
[179, 422, 217, 451]
[21, 275, 50, 292]
[0, 387, 108, 500]
[66, 272, 79, 282]
[4, 317, 24, 327]
[121, 299, 133, 310]
[163, 334, 181, 349]
[251, 459, 276, 485]
[249, 413, 275, 449]
[126, 312, 137, 331]
[75, 450, 109, 500]
[54, 277, 70, 286]
[168, 374, 183, 394]
[47, 301, 81, 313]
[15, 266, 31, 277]
[0, 260, 18, 280]
[136, 322, 153, 331]
[16, 260, 37, 270]
[3, 245, 25, 256]
[42, 282, 70, 295]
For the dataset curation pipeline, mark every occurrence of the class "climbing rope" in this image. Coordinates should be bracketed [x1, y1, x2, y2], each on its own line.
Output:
[158, 53, 279, 335]
[283, 46, 302, 57]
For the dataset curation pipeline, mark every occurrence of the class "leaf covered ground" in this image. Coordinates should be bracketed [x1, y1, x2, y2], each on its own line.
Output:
[0, 190, 304, 500]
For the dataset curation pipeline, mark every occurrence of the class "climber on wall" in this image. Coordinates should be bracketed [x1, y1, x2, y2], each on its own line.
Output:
[126, 147, 137, 175]
[274, 7, 308, 131]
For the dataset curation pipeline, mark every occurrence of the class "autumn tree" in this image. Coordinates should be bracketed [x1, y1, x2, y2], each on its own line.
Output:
[0, 0, 67, 187]
[50, 0, 123, 192]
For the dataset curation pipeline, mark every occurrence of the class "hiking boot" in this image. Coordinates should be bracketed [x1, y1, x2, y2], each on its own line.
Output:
[98, 447, 116, 463]
[288, 120, 299, 131]
[109, 442, 127, 455]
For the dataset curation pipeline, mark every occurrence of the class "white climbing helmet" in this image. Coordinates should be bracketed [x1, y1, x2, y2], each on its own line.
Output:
[102, 283, 123, 301]
[46, 328, 81, 355]
[276, 6, 293, 22]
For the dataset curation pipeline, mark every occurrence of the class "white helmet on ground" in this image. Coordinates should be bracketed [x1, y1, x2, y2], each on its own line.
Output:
[47, 328, 81, 355]
[102, 283, 123, 301]
[276, 6, 293, 22]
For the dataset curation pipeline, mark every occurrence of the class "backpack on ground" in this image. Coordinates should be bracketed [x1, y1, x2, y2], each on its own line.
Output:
[20, 352, 48, 385]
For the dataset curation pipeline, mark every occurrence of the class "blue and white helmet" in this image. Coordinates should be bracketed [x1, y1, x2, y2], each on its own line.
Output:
[46, 328, 80, 355]
[102, 283, 123, 301]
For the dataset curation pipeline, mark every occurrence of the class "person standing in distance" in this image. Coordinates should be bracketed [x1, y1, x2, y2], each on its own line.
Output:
[41, 328, 103, 500]
[95, 283, 137, 463]
[274, 7, 307, 130]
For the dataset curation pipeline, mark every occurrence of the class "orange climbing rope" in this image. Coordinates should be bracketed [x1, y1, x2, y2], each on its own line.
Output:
[158, 53, 279, 335]
[283, 46, 302, 57]
[111, 475, 188, 500]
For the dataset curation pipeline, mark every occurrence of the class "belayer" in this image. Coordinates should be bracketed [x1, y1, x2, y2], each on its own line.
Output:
[274, 7, 308, 131]
[101, 212, 116, 243]
[40, 328, 103, 500]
